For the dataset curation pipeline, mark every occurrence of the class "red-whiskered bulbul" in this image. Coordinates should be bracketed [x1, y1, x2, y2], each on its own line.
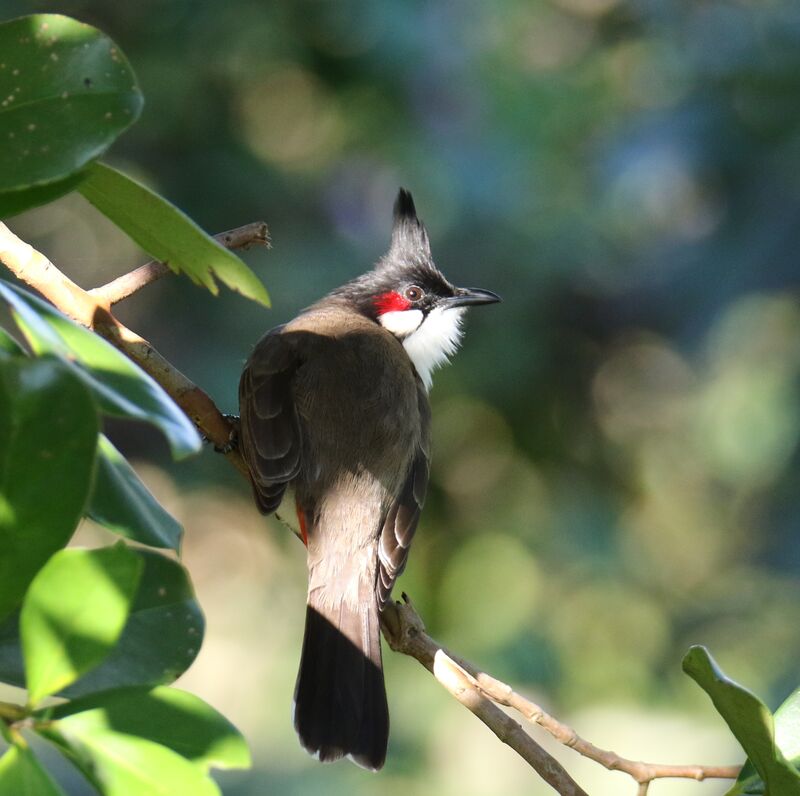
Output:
[238, 189, 500, 770]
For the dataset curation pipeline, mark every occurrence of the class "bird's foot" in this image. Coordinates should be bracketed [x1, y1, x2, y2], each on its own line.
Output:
[203, 414, 240, 454]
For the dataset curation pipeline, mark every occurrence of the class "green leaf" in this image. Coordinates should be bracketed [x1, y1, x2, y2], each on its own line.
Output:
[0, 280, 201, 459]
[78, 162, 270, 306]
[45, 685, 250, 772]
[21, 543, 143, 705]
[0, 744, 67, 796]
[0, 355, 98, 620]
[0, 14, 142, 210]
[732, 687, 800, 794]
[0, 170, 89, 220]
[62, 550, 204, 696]
[47, 730, 220, 796]
[775, 690, 800, 770]
[683, 645, 800, 795]
[88, 434, 183, 551]
[0, 326, 24, 355]
[0, 552, 203, 696]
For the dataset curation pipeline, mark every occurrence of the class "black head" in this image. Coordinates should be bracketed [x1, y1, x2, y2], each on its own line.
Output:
[324, 189, 500, 387]
[333, 189, 500, 324]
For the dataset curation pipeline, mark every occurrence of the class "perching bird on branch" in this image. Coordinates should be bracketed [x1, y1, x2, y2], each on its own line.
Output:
[238, 189, 500, 770]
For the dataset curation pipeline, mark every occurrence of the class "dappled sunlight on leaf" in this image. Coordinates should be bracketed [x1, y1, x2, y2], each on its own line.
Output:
[21, 544, 142, 704]
[62, 550, 204, 697]
[0, 355, 98, 620]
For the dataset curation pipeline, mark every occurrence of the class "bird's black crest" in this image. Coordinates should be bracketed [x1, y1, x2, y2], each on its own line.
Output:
[394, 188, 418, 224]
[390, 188, 430, 258]
[326, 188, 447, 312]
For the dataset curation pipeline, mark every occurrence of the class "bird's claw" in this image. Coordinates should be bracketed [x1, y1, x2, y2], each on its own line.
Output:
[203, 414, 240, 454]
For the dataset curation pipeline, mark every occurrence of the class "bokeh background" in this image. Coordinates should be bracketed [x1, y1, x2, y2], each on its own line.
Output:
[3, 0, 800, 793]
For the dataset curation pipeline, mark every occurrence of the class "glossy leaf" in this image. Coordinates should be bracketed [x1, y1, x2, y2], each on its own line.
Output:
[49, 730, 220, 796]
[0, 355, 98, 620]
[78, 162, 270, 306]
[46, 685, 250, 772]
[63, 550, 204, 696]
[0, 744, 66, 796]
[21, 543, 143, 705]
[732, 686, 800, 795]
[775, 690, 800, 772]
[683, 646, 800, 795]
[88, 434, 183, 551]
[0, 280, 201, 459]
[0, 552, 203, 696]
[0, 15, 141, 205]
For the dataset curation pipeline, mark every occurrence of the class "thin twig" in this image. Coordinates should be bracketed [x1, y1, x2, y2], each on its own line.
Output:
[381, 596, 741, 791]
[452, 651, 740, 785]
[89, 222, 270, 306]
[381, 596, 589, 796]
[0, 221, 249, 474]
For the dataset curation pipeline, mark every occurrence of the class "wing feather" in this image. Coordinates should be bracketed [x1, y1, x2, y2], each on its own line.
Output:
[376, 387, 430, 607]
[239, 326, 303, 514]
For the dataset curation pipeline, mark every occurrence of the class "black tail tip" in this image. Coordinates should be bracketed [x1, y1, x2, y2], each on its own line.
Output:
[293, 708, 387, 771]
[293, 605, 389, 771]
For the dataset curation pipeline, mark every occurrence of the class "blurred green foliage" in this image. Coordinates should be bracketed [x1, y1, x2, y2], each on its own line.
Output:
[3, 0, 800, 793]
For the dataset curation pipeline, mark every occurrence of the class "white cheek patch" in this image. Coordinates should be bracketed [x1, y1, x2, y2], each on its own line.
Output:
[402, 306, 465, 390]
[378, 309, 424, 337]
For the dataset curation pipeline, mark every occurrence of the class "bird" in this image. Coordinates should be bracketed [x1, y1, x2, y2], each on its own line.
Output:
[238, 188, 500, 771]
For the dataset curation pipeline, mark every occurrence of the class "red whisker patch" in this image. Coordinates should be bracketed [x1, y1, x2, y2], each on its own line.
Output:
[374, 291, 411, 315]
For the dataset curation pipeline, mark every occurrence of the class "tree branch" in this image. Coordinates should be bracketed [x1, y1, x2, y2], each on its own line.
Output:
[468, 662, 740, 785]
[0, 220, 249, 474]
[0, 222, 743, 796]
[89, 221, 270, 306]
[381, 596, 589, 795]
[381, 596, 741, 793]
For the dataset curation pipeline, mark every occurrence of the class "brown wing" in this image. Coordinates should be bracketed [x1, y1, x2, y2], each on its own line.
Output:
[238, 326, 303, 514]
[376, 387, 431, 608]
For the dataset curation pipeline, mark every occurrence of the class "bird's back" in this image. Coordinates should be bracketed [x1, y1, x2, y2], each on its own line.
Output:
[283, 304, 424, 527]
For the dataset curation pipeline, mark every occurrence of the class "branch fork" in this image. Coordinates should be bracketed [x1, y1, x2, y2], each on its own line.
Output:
[0, 221, 268, 475]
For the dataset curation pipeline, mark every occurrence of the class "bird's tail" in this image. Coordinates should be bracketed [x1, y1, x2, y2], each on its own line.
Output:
[293, 590, 388, 770]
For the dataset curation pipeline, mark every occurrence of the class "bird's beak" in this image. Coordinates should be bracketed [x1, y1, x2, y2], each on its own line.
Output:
[442, 287, 502, 308]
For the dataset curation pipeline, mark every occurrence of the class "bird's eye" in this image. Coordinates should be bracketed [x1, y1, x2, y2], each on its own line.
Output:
[405, 285, 424, 302]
